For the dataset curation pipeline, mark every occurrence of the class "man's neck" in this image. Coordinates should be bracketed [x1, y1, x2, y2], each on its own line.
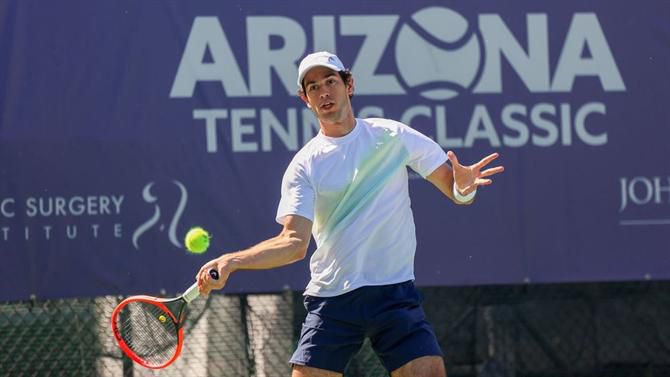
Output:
[319, 114, 356, 138]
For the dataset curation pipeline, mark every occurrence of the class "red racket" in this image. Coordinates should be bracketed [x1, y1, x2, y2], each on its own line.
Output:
[111, 269, 218, 369]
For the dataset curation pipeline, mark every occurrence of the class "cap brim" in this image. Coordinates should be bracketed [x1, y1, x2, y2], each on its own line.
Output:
[298, 63, 342, 88]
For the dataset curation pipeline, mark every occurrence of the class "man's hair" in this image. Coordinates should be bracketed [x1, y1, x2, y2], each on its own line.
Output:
[298, 69, 354, 99]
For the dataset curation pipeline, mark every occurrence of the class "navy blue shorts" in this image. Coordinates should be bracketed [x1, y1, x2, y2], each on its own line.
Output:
[290, 281, 443, 373]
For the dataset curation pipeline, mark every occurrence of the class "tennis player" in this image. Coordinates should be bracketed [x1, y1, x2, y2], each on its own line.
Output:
[197, 51, 504, 377]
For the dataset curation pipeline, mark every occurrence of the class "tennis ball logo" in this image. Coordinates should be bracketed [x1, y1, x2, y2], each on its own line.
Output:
[395, 7, 482, 100]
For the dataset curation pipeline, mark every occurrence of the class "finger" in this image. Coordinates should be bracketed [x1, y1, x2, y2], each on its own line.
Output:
[204, 272, 215, 288]
[197, 269, 204, 285]
[200, 273, 214, 295]
[197, 270, 207, 290]
[200, 270, 223, 294]
[475, 153, 499, 169]
[199, 265, 213, 287]
[479, 166, 505, 178]
[475, 178, 493, 186]
[199, 267, 209, 282]
[447, 150, 461, 167]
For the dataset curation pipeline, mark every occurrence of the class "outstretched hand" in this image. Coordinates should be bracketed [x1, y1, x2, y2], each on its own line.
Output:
[447, 151, 504, 196]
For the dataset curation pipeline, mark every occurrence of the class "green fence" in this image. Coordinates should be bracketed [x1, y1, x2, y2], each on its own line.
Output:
[2, 281, 670, 376]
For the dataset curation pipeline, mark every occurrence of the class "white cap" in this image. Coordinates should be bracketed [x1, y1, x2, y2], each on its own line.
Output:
[297, 51, 346, 88]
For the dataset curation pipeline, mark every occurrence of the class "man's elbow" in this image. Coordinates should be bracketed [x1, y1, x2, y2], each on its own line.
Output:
[283, 230, 309, 261]
[291, 237, 309, 261]
[295, 241, 309, 260]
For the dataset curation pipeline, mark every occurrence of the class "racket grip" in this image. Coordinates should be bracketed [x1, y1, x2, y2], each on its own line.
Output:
[183, 269, 221, 303]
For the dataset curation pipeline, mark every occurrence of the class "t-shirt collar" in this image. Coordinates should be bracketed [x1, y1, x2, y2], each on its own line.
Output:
[316, 119, 361, 145]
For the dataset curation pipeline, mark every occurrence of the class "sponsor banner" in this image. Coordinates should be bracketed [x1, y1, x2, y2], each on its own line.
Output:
[1, 0, 669, 300]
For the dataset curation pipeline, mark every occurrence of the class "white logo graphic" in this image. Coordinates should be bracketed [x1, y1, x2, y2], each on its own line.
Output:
[0, 194, 125, 242]
[172, 7, 627, 152]
[170, 7, 625, 99]
[619, 176, 670, 226]
[395, 7, 481, 100]
[132, 180, 188, 249]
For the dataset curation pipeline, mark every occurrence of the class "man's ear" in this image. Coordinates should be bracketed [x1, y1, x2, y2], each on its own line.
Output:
[347, 76, 355, 96]
[299, 90, 312, 109]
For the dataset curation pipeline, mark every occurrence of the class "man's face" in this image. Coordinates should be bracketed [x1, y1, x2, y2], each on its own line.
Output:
[300, 66, 354, 123]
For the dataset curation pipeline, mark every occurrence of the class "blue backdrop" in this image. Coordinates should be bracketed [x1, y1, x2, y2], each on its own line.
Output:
[1, 0, 669, 300]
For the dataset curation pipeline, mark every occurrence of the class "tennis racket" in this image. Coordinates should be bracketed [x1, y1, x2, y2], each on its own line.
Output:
[111, 269, 219, 369]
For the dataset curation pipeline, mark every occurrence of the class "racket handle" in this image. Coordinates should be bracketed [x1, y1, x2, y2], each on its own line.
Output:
[183, 269, 221, 303]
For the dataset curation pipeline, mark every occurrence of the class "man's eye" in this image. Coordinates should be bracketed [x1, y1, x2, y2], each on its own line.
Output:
[308, 85, 318, 92]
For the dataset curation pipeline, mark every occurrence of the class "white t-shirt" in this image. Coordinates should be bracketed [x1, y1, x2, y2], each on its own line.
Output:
[276, 118, 447, 297]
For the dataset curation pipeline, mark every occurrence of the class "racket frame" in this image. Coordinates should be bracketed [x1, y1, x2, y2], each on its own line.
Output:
[111, 294, 187, 369]
[111, 271, 217, 369]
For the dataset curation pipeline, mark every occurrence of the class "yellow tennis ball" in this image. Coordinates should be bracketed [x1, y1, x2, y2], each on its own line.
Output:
[184, 227, 210, 254]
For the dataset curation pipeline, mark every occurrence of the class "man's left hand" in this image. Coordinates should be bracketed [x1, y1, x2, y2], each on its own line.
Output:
[447, 151, 505, 195]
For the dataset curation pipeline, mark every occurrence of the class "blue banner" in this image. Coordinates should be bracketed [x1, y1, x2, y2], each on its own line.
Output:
[1, 0, 669, 300]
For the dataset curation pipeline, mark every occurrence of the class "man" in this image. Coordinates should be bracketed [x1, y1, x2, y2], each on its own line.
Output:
[197, 51, 504, 377]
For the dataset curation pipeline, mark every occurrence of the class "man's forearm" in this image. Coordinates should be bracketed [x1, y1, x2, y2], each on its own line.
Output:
[220, 230, 308, 273]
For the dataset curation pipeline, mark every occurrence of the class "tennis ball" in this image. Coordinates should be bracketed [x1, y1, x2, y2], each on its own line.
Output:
[184, 227, 210, 254]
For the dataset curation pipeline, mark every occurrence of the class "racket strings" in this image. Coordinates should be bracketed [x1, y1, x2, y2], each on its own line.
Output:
[116, 301, 179, 366]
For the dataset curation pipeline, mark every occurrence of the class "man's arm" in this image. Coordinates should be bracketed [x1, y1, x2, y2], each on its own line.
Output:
[196, 215, 312, 294]
[425, 163, 472, 205]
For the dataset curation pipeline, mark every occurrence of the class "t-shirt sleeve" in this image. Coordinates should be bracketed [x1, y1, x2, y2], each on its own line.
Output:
[400, 123, 448, 177]
[276, 160, 315, 225]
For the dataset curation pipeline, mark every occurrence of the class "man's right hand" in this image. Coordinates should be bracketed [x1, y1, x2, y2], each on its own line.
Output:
[196, 256, 232, 296]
